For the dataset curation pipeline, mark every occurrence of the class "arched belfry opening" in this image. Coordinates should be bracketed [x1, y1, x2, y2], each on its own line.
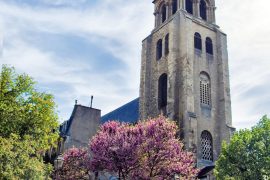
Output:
[158, 73, 168, 114]
[200, 0, 207, 20]
[185, 0, 193, 14]
[161, 4, 167, 23]
[172, 0, 178, 15]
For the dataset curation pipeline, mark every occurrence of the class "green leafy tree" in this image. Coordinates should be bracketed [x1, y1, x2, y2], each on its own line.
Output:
[215, 116, 270, 179]
[0, 65, 59, 179]
[0, 135, 52, 179]
[0, 65, 59, 150]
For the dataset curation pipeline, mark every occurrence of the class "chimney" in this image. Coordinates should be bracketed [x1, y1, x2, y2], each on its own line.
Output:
[90, 96, 93, 108]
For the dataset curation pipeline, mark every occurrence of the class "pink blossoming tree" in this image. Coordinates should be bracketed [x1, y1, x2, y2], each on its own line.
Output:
[89, 121, 143, 179]
[54, 147, 89, 180]
[89, 116, 198, 179]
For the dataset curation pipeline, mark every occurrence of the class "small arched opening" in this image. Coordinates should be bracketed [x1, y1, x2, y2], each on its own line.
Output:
[156, 39, 163, 60]
[165, 34, 169, 55]
[205, 37, 213, 55]
[194, 32, 202, 50]
[158, 73, 168, 110]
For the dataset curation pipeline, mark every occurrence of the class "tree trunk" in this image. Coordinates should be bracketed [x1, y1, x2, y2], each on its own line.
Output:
[94, 172, 98, 180]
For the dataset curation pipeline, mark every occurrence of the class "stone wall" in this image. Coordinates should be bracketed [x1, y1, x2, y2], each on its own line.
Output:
[139, 9, 234, 167]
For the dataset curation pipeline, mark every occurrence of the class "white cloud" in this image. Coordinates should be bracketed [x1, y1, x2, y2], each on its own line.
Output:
[216, 0, 270, 128]
[0, 0, 153, 120]
[40, 0, 87, 6]
[0, 0, 269, 129]
[0, 0, 153, 79]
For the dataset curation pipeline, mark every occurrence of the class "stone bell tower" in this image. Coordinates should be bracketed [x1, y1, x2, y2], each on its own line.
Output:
[139, 0, 235, 175]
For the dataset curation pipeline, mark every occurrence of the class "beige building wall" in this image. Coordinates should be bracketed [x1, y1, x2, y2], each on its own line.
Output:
[63, 105, 101, 150]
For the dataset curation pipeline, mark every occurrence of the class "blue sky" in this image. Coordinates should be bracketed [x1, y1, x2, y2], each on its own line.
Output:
[0, 0, 270, 129]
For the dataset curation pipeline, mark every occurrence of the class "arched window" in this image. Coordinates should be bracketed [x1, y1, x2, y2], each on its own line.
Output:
[194, 32, 202, 50]
[161, 5, 167, 23]
[201, 131, 213, 161]
[200, 0, 207, 21]
[165, 34, 169, 55]
[156, 39, 163, 60]
[205, 37, 213, 55]
[172, 0, 178, 15]
[200, 72, 211, 106]
[158, 73, 167, 109]
[185, 0, 193, 14]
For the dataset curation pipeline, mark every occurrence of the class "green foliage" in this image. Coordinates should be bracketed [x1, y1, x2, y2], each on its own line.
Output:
[0, 65, 59, 179]
[0, 65, 59, 150]
[0, 135, 52, 180]
[215, 116, 270, 180]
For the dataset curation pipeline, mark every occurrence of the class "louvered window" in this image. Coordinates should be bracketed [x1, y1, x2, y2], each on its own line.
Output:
[200, 72, 211, 106]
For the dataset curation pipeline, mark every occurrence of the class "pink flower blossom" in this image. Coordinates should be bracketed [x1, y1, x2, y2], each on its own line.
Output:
[89, 116, 198, 179]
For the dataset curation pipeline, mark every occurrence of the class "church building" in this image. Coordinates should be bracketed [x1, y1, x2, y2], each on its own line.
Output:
[59, 0, 235, 178]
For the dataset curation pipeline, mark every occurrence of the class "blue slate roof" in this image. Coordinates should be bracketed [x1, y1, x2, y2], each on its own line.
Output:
[101, 98, 139, 124]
